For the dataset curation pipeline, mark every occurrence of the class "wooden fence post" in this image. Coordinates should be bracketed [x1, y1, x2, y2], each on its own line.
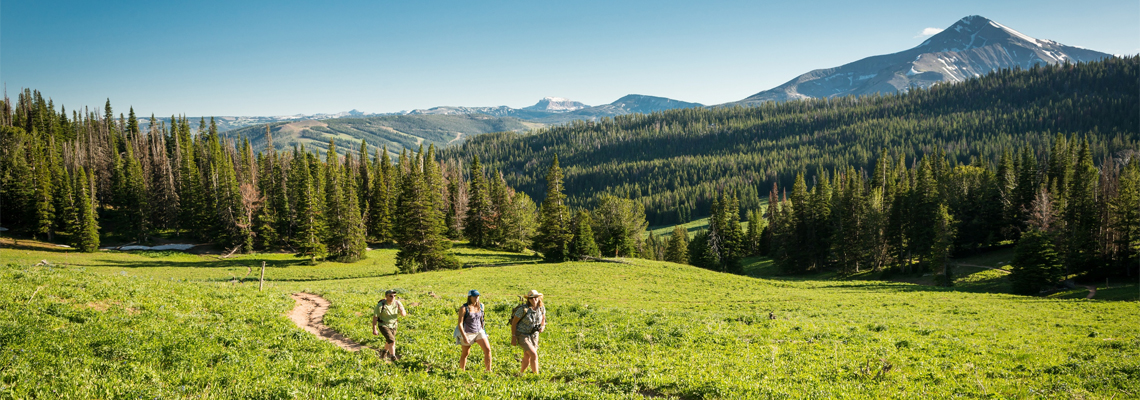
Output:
[259, 261, 266, 291]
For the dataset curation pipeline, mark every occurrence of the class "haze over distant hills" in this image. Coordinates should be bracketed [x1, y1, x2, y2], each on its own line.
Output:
[731, 15, 1112, 105]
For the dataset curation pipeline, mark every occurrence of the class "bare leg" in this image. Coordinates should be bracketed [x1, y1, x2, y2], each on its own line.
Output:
[531, 349, 539, 373]
[522, 346, 538, 373]
[385, 342, 396, 359]
[476, 337, 493, 371]
[519, 351, 531, 373]
[459, 344, 472, 370]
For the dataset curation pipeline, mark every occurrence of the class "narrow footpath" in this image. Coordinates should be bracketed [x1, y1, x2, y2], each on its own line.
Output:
[288, 292, 369, 352]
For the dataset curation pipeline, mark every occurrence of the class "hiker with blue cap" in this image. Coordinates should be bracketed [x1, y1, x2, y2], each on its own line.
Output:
[455, 289, 492, 371]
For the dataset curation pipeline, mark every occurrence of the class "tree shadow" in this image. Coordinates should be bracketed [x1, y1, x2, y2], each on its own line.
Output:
[84, 257, 306, 270]
[0, 239, 77, 254]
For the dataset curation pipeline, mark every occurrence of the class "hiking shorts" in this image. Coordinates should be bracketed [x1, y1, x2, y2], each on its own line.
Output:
[456, 328, 489, 346]
[378, 326, 397, 344]
[517, 332, 539, 352]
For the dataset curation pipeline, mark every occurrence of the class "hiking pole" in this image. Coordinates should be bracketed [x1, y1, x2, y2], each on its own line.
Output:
[260, 261, 266, 291]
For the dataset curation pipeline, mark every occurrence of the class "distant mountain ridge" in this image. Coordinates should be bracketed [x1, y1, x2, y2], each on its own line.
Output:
[397, 94, 702, 125]
[523, 97, 589, 112]
[732, 15, 1112, 105]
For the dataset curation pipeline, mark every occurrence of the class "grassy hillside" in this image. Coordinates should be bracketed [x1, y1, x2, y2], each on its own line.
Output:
[224, 114, 538, 156]
[3, 241, 1137, 398]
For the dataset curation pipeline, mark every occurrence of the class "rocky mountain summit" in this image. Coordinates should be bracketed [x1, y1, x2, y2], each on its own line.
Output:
[734, 15, 1112, 105]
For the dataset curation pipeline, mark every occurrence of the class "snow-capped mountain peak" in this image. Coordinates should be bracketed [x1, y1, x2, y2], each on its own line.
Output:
[734, 15, 1111, 105]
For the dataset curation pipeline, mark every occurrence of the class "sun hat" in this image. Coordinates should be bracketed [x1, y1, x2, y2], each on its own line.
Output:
[468, 289, 481, 297]
[525, 289, 543, 298]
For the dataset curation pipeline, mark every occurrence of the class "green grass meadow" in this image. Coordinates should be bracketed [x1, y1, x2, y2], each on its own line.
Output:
[2, 239, 1138, 399]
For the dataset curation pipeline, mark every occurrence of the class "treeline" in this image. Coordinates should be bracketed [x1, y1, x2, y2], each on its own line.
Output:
[441, 57, 1140, 226]
[0, 92, 652, 270]
[652, 137, 1138, 289]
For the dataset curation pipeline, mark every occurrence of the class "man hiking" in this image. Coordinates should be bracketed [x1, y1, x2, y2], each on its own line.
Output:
[372, 289, 407, 360]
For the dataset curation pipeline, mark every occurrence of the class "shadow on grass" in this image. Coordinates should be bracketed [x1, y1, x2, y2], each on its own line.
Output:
[86, 257, 305, 270]
[0, 240, 76, 254]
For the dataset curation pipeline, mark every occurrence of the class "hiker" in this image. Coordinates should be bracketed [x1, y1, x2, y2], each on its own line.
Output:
[511, 289, 546, 374]
[372, 289, 407, 360]
[455, 289, 492, 371]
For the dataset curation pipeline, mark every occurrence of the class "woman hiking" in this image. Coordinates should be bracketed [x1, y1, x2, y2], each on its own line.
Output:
[510, 290, 546, 374]
[455, 289, 492, 371]
[372, 289, 407, 360]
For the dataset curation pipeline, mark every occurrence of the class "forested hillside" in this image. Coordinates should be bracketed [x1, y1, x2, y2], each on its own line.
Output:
[441, 57, 1140, 226]
[225, 114, 537, 156]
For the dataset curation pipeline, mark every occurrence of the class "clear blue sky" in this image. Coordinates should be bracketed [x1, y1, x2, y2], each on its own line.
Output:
[3, 0, 1137, 117]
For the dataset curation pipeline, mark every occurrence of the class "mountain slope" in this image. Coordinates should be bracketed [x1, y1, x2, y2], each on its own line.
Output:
[224, 114, 536, 156]
[734, 15, 1112, 105]
[442, 57, 1139, 226]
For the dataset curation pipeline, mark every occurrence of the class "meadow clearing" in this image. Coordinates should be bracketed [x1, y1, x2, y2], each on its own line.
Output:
[1, 239, 1137, 399]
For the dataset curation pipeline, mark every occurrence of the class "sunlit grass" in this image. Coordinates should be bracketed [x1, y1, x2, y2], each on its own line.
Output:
[2, 238, 1138, 398]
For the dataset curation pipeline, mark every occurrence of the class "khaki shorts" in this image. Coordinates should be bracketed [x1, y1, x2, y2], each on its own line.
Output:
[516, 332, 539, 351]
[456, 328, 489, 346]
[378, 326, 397, 344]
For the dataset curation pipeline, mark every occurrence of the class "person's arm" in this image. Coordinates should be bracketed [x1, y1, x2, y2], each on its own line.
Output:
[397, 299, 407, 317]
[456, 307, 468, 345]
[372, 315, 378, 335]
[510, 314, 520, 345]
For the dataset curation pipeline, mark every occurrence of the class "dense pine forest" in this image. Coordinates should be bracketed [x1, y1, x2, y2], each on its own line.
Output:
[441, 57, 1139, 226]
[1, 57, 1137, 291]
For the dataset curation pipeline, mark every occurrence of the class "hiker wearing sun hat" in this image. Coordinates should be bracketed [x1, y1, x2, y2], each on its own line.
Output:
[510, 289, 546, 373]
[455, 289, 492, 371]
[372, 289, 407, 360]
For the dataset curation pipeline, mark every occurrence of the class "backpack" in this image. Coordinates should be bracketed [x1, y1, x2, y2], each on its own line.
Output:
[507, 303, 528, 327]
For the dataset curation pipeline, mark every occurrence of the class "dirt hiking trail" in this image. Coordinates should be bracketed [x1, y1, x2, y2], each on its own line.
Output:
[289, 292, 369, 352]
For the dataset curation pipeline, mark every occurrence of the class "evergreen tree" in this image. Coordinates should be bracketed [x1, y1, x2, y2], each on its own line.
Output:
[464, 155, 494, 247]
[323, 140, 367, 261]
[32, 141, 55, 241]
[55, 158, 76, 242]
[395, 147, 453, 272]
[1010, 229, 1064, 295]
[1109, 159, 1139, 274]
[535, 155, 573, 261]
[1063, 140, 1101, 275]
[254, 152, 280, 250]
[745, 209, 765, 257]
[833, 168, 868, 275]
[664, 225, 689, 264]
[445, 179, 463, 240]
[1012, 146, 1039, 236]
[488, 170, 511, 245]
[176, 119, 205, 238]
[687, 230, 717, 270]
[121, 144, 149, 242]
[71, 167, 100, 252]
[291, 148, 326, 263]
[368, 147, 393, 243]
[568, 209, 600, 259]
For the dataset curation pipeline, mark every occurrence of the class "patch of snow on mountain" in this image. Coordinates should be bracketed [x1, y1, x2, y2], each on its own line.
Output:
[989, 21, 1039, 46]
